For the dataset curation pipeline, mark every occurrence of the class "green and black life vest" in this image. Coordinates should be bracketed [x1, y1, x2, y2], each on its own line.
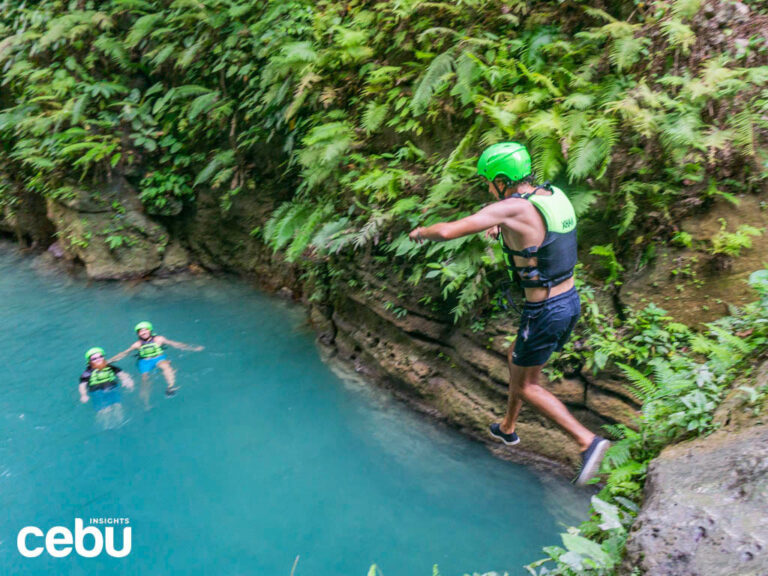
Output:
[138, 337, 164, 359]
[499, 184, 578, 289]
[88, 366, 119, 392]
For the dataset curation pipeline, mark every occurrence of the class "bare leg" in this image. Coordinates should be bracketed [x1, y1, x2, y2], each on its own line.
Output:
[500, 347, 523, 432]
[140, 373, 151, 408]
[500, 353, 594, 451]
[158, 360, 176, 390]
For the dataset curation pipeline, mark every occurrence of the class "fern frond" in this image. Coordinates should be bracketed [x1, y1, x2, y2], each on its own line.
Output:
[617, 194, 637, 235]
[563, 93, 594, 111]
[361, 101, 388, 134]
[569, 188, 599, 217]
[93, 36, 131, 68]
[731, 108, 756, 155]
[265, 201, 312, 251]
[411, 51, 455, 115]
[532, 137, 564, 181]
[311, 217, 353, 253]
[672, 0, 702, 19]
[286, 202, 333, 261]
[616, 362, 657, 402]
[193, 149, 235, 187]
[125, 13, 163, 48]
[660, 19, 696, 55]
[443, 119, 480, 174]
[610, 35, 647, 71]
[451, 51, 481, 106]
[709, 325, 753, 356]
[263, 202, 293, 245]
[660, 112, 703, 150]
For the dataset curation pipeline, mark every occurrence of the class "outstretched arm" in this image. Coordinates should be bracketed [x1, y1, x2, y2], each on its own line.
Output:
[157, 336, 204, 352]
[109, 343, 139, 363]
[409, 201, 518, 243]
[117, 372, 135, 391]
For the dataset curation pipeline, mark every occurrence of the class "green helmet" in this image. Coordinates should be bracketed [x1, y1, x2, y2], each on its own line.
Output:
[477, 142, 532, 182]
[135, 321, 153, 333]
[85, 347, 105, 362]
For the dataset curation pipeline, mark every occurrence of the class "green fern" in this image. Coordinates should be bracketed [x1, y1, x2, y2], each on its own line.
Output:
[672, 0, 702, 20]
[451, 51, 481, 106]
[610, 35, 648, 71]
[193, 150, 235, 188]
[266, 201, 312, 251]
[411, 51, 455, 115]
[297, 121, 355, 189]
[286, 202, 334, 262]
[616, 362, 657, 402]
[660, 19, 696, 55]
[125, 13, 163, 48]
[731, 108, 757, 155]
[361, 101, 388, 134]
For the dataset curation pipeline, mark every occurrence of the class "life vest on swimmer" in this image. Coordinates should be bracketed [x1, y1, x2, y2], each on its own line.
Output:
[499, 184, 578, 289]
[87, 366, 119, 392]
[138, 337, 164, 359]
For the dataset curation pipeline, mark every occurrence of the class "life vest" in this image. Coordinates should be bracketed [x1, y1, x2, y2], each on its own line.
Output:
[138, 337, 164, 359]
[499, 185, 578, 289]
[88, 367, 118, 392]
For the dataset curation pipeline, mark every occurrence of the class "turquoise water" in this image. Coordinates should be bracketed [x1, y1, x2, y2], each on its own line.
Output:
[0, 246, 588, 575]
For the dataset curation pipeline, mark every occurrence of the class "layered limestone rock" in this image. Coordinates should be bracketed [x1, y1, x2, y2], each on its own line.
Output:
[171, 188, 299, 291]
[315, 269, 641, 469]
[45, 177, 189, 279]
[0, 188, 55, 248]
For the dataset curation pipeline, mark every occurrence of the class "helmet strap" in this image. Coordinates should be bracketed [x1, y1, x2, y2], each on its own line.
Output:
[493, 178, 513, 199]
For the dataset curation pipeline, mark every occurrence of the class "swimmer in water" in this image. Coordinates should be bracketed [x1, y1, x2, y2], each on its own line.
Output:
[80, 348, 134, 427]
[110, 321, 204, 397]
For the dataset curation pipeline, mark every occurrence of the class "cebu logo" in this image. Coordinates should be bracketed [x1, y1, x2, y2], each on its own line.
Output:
[17, 518, 131, 558]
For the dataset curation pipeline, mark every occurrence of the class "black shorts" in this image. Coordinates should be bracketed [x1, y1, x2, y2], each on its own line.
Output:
[512, 286, 580, 367]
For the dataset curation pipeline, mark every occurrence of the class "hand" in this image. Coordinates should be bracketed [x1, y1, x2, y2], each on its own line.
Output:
[193, 345, 204, 352]
[409, 227, 424, 244]
[119, 373, 135, 391]
[485, 226, 499, 241]
[80, 394, 89, 404]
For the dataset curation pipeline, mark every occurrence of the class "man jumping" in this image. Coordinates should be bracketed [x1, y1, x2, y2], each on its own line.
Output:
[409, 142, 609, 485]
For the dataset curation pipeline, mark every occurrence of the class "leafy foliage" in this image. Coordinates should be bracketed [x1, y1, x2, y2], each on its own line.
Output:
[2, 0, 767, 316]
[528, 269, 768, 575]
[2, 2, 768, 574]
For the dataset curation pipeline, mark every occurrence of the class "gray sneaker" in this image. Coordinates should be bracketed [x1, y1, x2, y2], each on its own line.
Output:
[574, 436, 610, 486]
[489, 423, 520, 446]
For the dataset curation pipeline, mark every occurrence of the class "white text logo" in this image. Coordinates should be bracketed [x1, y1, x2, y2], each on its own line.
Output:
[17, 518, 131, 558]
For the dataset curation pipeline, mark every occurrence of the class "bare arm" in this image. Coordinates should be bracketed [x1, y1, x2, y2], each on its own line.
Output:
[156, 336, 204, 352]
[109, 343, 139, 363]
[409, 201, 521, 242]
[117, 372, 135, 390]
[79, 381, 89, 403]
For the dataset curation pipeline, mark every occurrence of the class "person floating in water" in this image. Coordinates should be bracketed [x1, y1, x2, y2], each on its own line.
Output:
[408, 142, 610, 485]
[80, 347, 134, 428]
[110, 321, 204, 398]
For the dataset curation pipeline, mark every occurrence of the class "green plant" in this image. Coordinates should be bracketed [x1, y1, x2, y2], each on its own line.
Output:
[529, 267, 768, 574]
[590, 244, 624, 287]
[139, 170, 194, 216]
[671, 230, 692, 248]
[709, 219, 763, 257]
